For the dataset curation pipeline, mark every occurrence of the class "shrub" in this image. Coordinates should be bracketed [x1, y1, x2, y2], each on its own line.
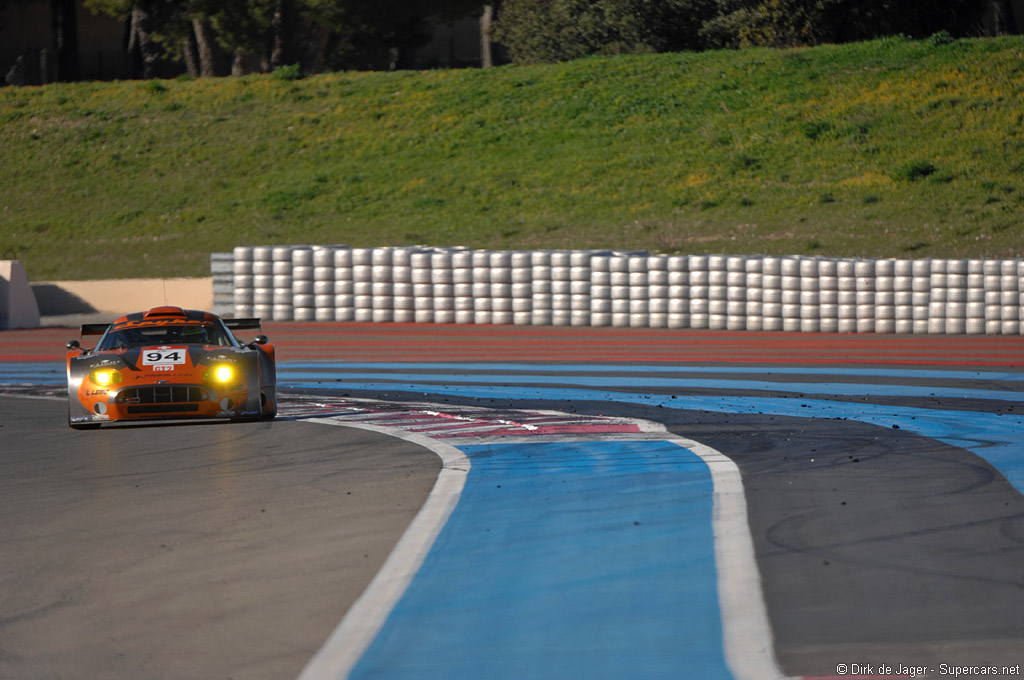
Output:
[894, 160, 937, 181]
[273, 64, 303, 81]
[801, 120, 834, 140]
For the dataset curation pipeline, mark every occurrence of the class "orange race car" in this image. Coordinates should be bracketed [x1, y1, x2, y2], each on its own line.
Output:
[66, 306, 277, 429]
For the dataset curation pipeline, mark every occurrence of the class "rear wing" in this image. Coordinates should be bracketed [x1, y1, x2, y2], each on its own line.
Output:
[81, 323, 110, 336]
[223, 318, 262, 331]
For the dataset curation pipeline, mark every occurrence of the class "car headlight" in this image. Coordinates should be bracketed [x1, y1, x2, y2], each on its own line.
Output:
[89, 369, 122, 387]
[208, 365, 235, 384]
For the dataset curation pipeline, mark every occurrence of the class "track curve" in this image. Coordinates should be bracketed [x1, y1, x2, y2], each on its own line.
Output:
[2, 323, 1024, 679]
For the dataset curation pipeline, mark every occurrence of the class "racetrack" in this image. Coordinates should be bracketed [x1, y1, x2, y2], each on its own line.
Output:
[0, 397, 439, 680]
[2, 324, 1023, 679]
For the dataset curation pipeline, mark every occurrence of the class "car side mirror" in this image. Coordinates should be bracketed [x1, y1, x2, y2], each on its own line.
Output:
[252, 335, 268, 346]
[66, 340, 81, 350]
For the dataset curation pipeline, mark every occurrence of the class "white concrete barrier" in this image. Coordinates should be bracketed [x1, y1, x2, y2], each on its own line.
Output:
[1, 260, 41, 330]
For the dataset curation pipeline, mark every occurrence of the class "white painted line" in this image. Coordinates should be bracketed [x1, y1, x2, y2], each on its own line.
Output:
[665, 432, 795, 680]
[2, 394, 65, 401]
[296, 417, 471, 680]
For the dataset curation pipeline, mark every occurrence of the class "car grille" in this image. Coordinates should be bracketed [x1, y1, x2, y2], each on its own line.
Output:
[118, 385, 208, 405]
[127, 403, 201, 414]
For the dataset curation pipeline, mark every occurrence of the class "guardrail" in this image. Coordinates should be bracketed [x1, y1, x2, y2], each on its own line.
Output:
[212, 247, 1024, 334]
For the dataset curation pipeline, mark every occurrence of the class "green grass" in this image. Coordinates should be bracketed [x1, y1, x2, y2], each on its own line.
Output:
[2, 35, 1023, 280]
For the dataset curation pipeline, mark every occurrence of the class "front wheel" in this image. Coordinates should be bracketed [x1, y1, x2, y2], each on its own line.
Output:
[259, 390, 277, 420]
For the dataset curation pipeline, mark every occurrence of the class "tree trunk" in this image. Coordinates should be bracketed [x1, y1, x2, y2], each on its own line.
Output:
[480, 4, 494, 67]
[303, 23, 330, 74]
[192, 18, 221, 77]
[182, 36, 199, 78]
[127, 6, 158, 79]
[232, 51, 262, 75]
[270, 0, 297, 69]
[51, 0, 79, 81]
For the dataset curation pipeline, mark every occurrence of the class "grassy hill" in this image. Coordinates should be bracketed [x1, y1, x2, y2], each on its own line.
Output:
[1, 35, 1023, 281]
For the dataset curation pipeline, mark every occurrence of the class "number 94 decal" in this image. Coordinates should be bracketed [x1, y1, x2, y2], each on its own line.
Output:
[142, 348, 187, 365]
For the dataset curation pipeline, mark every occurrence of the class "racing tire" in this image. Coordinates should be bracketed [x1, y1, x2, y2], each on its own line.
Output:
[259, 390, 277, 421]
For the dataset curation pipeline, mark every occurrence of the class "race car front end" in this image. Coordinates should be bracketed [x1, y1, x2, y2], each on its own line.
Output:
[67, 346, 263, 428]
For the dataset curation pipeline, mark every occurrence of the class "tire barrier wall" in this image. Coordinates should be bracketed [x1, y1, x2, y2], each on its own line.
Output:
[218, 246, 1024, 334]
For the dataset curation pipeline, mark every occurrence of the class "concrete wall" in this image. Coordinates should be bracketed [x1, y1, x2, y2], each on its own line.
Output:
[0, 261, 41, 330]
[32, 278, 212, 322]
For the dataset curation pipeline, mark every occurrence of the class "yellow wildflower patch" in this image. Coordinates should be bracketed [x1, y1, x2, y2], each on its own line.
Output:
[839, 172, 894, 187]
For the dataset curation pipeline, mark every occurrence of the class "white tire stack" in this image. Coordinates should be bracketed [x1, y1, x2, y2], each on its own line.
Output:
[232, 246, 255, 318]
[312, 247, 336, 322]
[571, 251, 593, 327]
[221, 247, 1023, 335]
[333, 247, 354, 321]
[391, 246, 415, 323]
[742, 256, 762, 331]
[817, 258, 838, 333]
[590, 254, 612, 327]
[270, 246, 294, 321]
[468, 250, 491, 325]
[351, 247, 374, 323]
[608, 254, 630, 327]
[549, 250, 571, 326]
[779, 257, 802, 333]
[688, 255, 709, 329]
[489, 250, 512, 325]
[874, 258, 895, 334]
[431, 249, 456, 325]
[893, 259, 914, 334]
[290, 246, 315, 321]
[797, 257, 821, 333]
[761, 257, 782, 331]
[983, 259, 1003, 334]
[628, 255, 649, 328]
[943, 259, 967, 334]
[724, 256, 746, 331]
[999, 260, 1019, 335]
[666, 256, 689, 329]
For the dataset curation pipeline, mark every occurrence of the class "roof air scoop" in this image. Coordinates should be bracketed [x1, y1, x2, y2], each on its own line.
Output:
[144, 306, 187, 318]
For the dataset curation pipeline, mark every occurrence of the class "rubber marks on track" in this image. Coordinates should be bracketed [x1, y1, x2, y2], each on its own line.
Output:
[281, 394, 647, 439]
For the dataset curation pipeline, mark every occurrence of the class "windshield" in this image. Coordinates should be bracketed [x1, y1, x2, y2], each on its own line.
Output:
[97, 323, 234, 350]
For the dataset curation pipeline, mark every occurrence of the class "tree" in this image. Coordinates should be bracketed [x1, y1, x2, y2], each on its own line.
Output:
[700, 0, 991, 49]
[492, 0, 715, 64]
[84, 0, 483, 76]
[51, 0, 80, 80]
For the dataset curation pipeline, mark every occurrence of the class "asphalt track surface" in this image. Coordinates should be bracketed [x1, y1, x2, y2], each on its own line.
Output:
[2, 323, 1024, 680]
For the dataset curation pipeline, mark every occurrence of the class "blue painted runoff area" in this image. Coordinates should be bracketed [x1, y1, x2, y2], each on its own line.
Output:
[0, 362, 64, 384]
[285, 361, 1024, 383]
[349, 440, 731, 680]
[279, 369, 1024, 403]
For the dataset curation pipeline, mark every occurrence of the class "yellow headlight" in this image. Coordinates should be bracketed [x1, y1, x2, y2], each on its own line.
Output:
[213, 365, 234, 383]
[90, 369, 121, 386]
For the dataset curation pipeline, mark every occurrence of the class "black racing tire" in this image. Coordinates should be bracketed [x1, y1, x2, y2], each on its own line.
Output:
[259, 390, 277, 420]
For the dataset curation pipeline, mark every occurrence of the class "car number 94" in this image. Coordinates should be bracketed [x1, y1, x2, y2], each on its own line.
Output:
[142, 349, 187, 366]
